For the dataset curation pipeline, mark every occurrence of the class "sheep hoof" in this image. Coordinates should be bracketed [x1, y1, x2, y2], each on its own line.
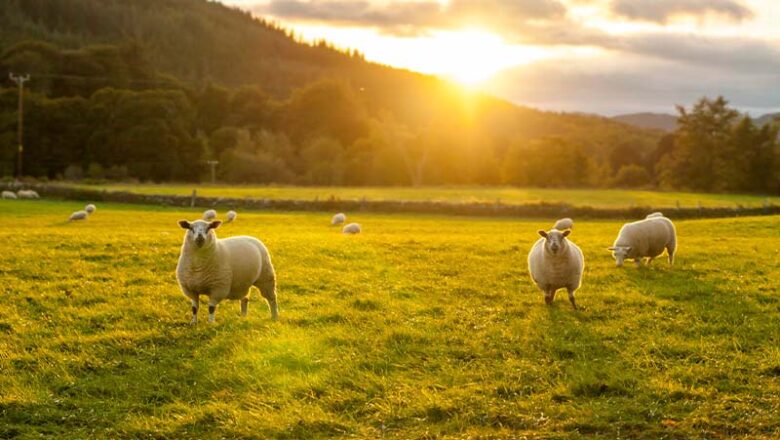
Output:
[190, 317, 198, 325]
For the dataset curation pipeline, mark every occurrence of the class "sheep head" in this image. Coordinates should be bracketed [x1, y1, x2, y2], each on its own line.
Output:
[608, 246, 632, 267]
[538, 229, 570, 256]
[179, 219, 221, 249]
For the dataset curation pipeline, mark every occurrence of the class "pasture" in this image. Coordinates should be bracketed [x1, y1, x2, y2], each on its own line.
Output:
[1, 199, 779, 439]
[74, 183, 779, 209]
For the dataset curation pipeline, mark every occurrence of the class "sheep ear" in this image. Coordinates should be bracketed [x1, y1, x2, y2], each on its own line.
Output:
[562, 230, 571, 237]
[178, 220, 191, 230]
[607, 246, 616, 251]
[538, 230, 548, 238]
[208, 220, 222, 230]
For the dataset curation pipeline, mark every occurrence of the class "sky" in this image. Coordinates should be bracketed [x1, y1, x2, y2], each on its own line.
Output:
[221, 0, 780, 116]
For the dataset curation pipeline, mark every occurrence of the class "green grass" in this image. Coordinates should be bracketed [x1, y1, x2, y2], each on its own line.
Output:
[2, 199, 779, 439]
[73, 183, 779, 209]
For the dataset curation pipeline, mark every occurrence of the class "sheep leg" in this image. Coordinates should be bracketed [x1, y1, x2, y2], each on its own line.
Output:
[544, 288, 556, 306]
[190, 298, 199, 324]
[241, 297, 249, 317]
[208, 300, 218, 323]
[567, 288, 578, 310]
[634, 259, 642, 268]
[256, 276, 278, 321]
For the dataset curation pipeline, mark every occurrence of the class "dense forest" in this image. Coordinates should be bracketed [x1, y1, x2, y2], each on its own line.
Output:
[0, 0, 777, 193]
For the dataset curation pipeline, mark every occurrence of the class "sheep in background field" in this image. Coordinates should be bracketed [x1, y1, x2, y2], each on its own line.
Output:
[69, 210, 88, 221]
[17, 190, 39, 199]
[342, 223, 361, 234]
[2, 191, 17, 199]
[331, 213, 346, 226]
[203, 209, 217, 221]
[85, 204, 96, 214]
[226, 210, 237, 223]
[646, 212, 664, 219]
[176, 219, 278, 323]
[527, 222, 584, 310]
[553, 218, 573, 230]
[609, 216, 676, 267]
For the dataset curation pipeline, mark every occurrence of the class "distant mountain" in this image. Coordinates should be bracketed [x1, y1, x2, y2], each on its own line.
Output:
[756, 113, 780, 126]
[611, 113, 678, 132]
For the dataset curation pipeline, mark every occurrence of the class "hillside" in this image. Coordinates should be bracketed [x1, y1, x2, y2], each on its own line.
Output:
[1, 0, 662, 185]
[612, 112, 677, 132]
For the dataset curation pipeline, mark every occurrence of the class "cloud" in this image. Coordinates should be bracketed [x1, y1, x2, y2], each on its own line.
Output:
[611, 0, 753, 23]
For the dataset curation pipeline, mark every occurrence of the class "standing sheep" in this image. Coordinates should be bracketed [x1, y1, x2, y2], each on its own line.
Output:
[176, 219, 278, 323]
[17, 190, 39, 199]
[85, 204, 96, 214]
[226, 210, 237, 223]
[609, 216, 676, 267]
[69, 210, 88, 221]
[342, 223, 361, 234]
[2, 191, 17, 199]
[527, 224, 584, 309]
[331, 213, 346, 226]
[203, 209, 217, 221]
[553, 217, 573, 230]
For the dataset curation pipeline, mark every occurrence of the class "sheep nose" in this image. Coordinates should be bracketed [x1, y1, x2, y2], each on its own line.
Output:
[551, 244, 560, 252]
[195, 236, 205, 247]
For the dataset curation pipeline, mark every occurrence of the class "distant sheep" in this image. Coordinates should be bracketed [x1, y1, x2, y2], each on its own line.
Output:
[203, 209, 217, 221]
[69, 210, 88, 221]
[85, 204, 96, 214]
[331, 213, 346, 226]
[609, 216, 676, 267]
[176, 219, 278, 323]
[553, 218, 573, 230]
[226, 210, 237, 223]
[2, 191, 17, 199]
[527, 222, 584, 309]
[342, 223, 361, 234]
[17, 190, 39, 199]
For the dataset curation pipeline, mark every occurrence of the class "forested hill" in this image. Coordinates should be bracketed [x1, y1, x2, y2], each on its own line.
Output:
[0, 0, 676, 187]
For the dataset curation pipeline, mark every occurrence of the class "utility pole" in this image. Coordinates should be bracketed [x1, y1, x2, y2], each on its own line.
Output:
[206, 160, 219, 184]
[9, 73, 30, 179]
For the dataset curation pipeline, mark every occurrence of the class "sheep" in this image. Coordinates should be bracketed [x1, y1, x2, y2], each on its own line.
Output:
[2, 191, 17, 199]
[176, 219, 277, 324]
[342, 223, 361, 234]
[646, 212, 664, 219]
[203, 209, 217, 221]
[85, 204, 96, 214]
[609, 216, 676, 267]
[527, 223, 584, 310]
[17, 189, 39, 199]
[226, 210, 237, 223]
[69, 210, 88, 221]
[553, 217, 573, 230]
[331, 213, 346, 226]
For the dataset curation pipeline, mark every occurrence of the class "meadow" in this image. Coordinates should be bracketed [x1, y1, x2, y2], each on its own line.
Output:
[73, 183, 779, 209]
[1, 199, 779, 439]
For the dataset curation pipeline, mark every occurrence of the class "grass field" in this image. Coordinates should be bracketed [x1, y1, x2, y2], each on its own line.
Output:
[75, 183, 779, 209]
[2, 199, 779, 439]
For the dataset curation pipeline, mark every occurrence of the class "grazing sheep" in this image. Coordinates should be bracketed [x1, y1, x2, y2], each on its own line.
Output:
[331, 213, 346, 226]
[553, 217, 573, 230]
[17, 190, 39, 199]
[2, 191, 17, 199]
[176, 219, 277, 324]
[609, 216, 676, 267]
[226, 210, 237, 223]
[646, 212, 664, 219]
[85, 204, 96, 214]
[203, 209, 217, 221]
[342, 223, 361, 234]
[527, 224, 584, 309]
[69, 210, 88, 221]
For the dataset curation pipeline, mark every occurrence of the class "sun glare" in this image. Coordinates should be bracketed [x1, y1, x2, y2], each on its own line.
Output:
[281, 24, 548, 87]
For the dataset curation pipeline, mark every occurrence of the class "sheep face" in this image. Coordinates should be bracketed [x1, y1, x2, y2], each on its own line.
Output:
[179, 219, 222, 248]
[537, 229, 570, 256]
[608, 246, 631, 267]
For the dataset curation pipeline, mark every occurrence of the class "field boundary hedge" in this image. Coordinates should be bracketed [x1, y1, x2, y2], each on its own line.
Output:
[4, 183, 779, 219]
